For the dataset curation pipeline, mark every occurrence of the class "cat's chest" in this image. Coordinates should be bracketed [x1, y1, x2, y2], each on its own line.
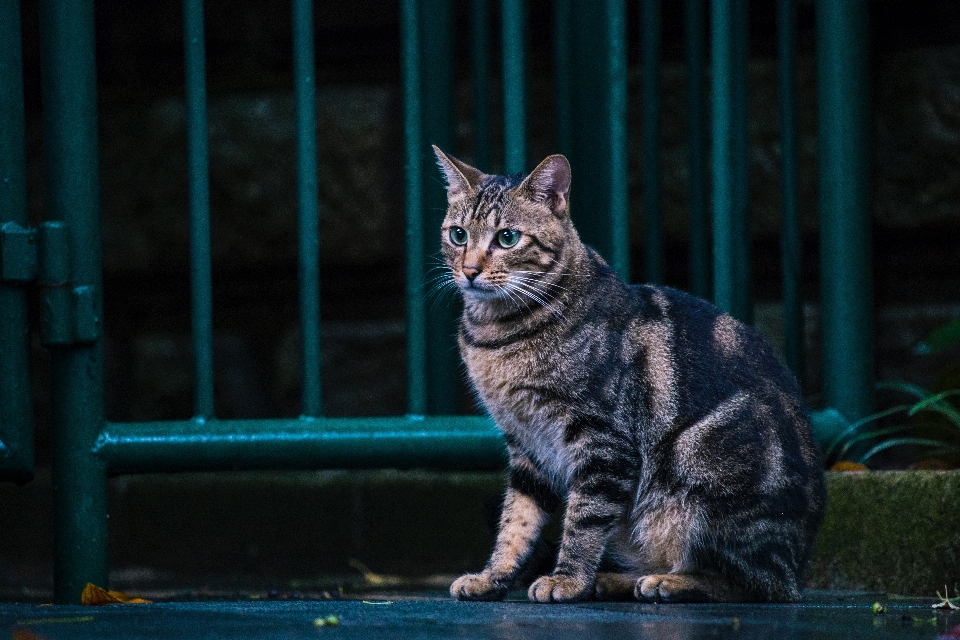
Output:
[462, 341, 577, 487]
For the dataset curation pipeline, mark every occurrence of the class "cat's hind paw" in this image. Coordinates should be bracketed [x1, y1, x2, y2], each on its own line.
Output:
[634, 573, 716, 603]
[450, 573, 509, 601]
[528, 573, 592, 603]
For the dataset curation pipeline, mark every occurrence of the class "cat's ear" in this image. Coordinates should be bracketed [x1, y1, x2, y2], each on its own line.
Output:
[433, 145, 484, 205]
[518, 154, 571, 216]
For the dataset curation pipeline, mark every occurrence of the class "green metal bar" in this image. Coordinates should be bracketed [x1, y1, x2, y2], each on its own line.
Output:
[470, 0, 491, 170]
[501, 0, 526, 174]
[0, 0, 35, 484]
[641, 0, 662, 284]
[293, 0, 322, 417]
[568, 0, 628, 281]
[685, 0, 709, 299]
[711, 0, 751, 322]
[420, 0, 460, 414]
[778, 0, 804, 386]
[401, 0, 427, 415]
[553, 0, 572, 157]
[184, 0, 215, 419]
[816, 0, 873, 421]
[38, 0, 108, 603]
[95, 416, 506, 474]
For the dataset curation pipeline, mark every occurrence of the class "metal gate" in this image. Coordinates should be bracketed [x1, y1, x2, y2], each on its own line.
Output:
[1, 0, 872, 604]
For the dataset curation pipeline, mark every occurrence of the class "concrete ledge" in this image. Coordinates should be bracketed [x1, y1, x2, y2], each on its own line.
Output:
[810, 470, 960, 595]
[3, 469, 959, 597]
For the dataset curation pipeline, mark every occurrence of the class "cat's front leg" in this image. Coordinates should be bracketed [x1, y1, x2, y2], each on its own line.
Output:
[528, 433, 634, 603]
[452, 461, 558, 601]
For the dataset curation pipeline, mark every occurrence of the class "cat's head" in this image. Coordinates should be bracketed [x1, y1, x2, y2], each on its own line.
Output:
[433, 146, 574, 304]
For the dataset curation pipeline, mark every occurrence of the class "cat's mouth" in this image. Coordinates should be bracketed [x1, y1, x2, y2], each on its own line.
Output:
[458, 276, 500, 300]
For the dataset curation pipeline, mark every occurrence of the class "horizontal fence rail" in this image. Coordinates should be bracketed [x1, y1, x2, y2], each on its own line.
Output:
[95, 417, 504, 475]
[2, 0, 876, 605]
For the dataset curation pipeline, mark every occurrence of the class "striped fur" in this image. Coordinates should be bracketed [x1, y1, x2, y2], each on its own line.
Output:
[435, 148, 826, 604]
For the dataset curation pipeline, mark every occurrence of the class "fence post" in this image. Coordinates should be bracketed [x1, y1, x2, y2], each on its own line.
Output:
[38, 0, 109, 603]
[685, 0, 710, 299]
[293, 0, 322, 417]
[568, 0, 628, 281]
[641, 0, 662, 285]
[711, 0, 751, 323]
[0, 0, 35, 484]
[778, 0, 805, 386]
[502, 0, 526, 174]
[419, 0, 461, 414]
[402, 0, 427, 415]
[184, 0, 216, 420]
[470, 0, 492, 170]
[816, 0, 873, 421]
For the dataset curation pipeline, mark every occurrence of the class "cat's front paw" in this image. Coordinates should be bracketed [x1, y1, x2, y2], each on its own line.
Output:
[450, 572, 509, 601]
[528, 573, 592, 603]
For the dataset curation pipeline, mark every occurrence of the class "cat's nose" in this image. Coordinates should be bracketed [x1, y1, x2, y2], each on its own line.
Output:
[462, 266, 480, 282]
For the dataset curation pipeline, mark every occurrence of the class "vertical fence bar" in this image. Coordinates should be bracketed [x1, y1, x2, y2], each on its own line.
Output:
[569, 0, 628, 281]
[0, 0, 35, 483]
[605, 0, 628, 282]
[293, 0, 322, 417]
[470, 0, 491, 170]
[778, 0, 804, 386]
[641, 0, 662, 284]
[402, 0, 427, 415]
[38, 0, 109, 603]
[711, 0, 751, 322]
[554, 0, 572, 157]
[685, 0, 709, 299]
[420, 0, 459, 414]
[184, 0, 215, 419]
[502, 0, 526, 174]
[816, 0, 873, 421]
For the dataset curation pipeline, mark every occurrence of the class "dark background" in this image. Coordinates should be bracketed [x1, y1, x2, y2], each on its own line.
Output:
[13, 0, 960, 464]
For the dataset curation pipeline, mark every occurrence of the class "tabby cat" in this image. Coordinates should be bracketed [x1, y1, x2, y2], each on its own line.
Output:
[433, 146, 826, 604]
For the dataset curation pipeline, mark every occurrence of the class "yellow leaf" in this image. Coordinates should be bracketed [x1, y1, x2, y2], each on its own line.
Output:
[829, 461, 868, 472]
[81, 583, 152, 606]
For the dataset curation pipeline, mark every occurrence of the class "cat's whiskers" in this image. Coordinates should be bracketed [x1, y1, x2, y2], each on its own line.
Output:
[511, 273, 570, 293]
[507, 279, 567, 322]
[494, 282, 533, 315]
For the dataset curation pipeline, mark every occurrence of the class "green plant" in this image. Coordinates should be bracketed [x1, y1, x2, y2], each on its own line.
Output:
[820, 382, 960, 468]
[814, 318, 960, 469]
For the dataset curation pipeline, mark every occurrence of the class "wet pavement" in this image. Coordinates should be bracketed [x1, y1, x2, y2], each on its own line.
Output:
[3, 591, 960, 639]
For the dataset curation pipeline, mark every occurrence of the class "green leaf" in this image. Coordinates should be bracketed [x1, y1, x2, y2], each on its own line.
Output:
[858, 439, 960, 464]
[908, 389, 960, 419]
[833, 422, 916, 463]
[876, 380, 930, 399]
[822, 405, 912, 461]
[915, 318, 960, 355]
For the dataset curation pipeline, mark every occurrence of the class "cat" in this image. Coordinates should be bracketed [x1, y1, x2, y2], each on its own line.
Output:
[432, 146, 826, 604]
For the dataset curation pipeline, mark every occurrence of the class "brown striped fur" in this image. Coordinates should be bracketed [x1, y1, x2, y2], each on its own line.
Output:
[435, 148, 826, 604]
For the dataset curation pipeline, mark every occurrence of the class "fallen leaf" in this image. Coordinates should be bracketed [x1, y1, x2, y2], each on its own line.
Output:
[13, 629, 49, 640]
[81, 583, 151, 605]
[830, 461, 868, 472]
[313, 615, 339, 627]
[348, 559, 409, 588]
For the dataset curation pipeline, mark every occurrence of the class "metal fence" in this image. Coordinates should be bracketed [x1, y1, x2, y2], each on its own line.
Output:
[0, 0, 872, 604]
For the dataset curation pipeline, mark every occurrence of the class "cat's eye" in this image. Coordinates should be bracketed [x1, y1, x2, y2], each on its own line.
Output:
[449, 226, 468, 246]
[495, 229, 521, 248]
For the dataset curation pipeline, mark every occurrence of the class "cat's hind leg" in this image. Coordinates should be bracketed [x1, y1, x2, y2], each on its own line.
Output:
[593, 572, 645, 601]
[634, 573, 752, 603]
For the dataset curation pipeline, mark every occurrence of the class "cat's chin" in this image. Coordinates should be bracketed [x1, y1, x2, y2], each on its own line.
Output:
[458, 284, 502, 303]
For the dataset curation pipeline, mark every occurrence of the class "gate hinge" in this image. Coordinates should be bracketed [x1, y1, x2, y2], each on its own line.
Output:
[0, 220, 100, 347]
